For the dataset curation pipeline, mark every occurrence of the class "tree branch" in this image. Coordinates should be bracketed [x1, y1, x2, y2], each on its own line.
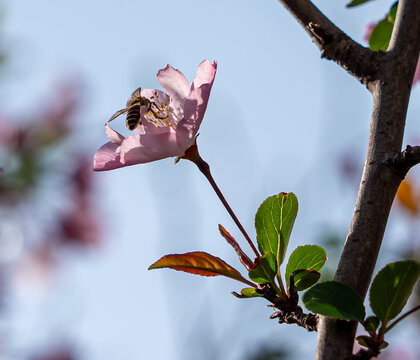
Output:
[276, 0, 420, 358]
[315, 0, 420, 358]
[277, 0, 385, 86]
[270, 309, 318, 332]
[389, 145, 420, 177]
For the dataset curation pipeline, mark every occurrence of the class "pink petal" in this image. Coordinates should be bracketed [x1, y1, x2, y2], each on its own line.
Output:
[105, 123, 124, 144]
[191, 60, 218, 90]
[119, 132, 182, 165]
[93, 142, 124, 171]
[176, 60, 217, 149]
[157, 64, 190, 105]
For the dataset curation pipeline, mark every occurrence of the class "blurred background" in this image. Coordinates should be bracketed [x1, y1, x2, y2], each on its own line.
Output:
[0, 0, 418, 359]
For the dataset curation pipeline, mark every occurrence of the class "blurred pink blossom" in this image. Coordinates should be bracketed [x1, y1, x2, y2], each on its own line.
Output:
[58, 197, 101, 247]
[37, 78, 82, 145]
[29, 346, 77, 360]
[93, 60, 217, 171]
[58, 156, 101, 247]
[0, 115, 18, 146]
[363, 23, 375, 43]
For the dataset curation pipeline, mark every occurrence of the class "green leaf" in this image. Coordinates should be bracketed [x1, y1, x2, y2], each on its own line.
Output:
[362, 316, 380, 335]
[285, 245, 327, 288]
[148, 251, 251, 286]
[388, 2, 398, 23]
[369, 260, 420, 324]
[356, 335, 374, 349]
[248, 252, 276, 284]
[302, 281, 366, 322]
[369, 18, 393, 51]
[292, 269, 321, 291]
[379, 342, 389, 350]
[255, 192, 298, 267]
[232, 287, 264, 298]
[346, 0, 375, 8]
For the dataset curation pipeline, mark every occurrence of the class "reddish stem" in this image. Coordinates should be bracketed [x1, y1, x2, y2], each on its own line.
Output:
[181, 143, 260, 259]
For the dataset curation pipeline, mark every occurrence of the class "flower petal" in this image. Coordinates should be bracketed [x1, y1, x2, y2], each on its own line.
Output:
[105, 123, 124, 144]
[157, 64, 190, 105]
[94, 61, 217, 171]
[93, 142, 124, 171]
[191, 60, 218, 90]
[119, 132, 182, 165]
[176, 60, 217, 149]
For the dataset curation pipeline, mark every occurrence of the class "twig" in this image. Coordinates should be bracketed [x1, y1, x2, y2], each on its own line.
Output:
[270, 308, 318, 332]
[385, 304, 420, 333]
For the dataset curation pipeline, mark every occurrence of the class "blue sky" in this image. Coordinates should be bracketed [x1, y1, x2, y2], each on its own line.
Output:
[2, 0, 418, 359]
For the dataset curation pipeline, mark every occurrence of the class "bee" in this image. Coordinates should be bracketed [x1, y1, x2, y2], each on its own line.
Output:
[108, 87, 170, 130]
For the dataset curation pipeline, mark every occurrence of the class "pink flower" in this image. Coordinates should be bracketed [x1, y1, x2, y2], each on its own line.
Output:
[93, 60, 217, 171]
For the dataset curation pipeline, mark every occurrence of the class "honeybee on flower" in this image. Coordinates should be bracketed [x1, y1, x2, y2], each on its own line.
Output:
[94, 60, 217, 171]
[108, 87, 172, 131]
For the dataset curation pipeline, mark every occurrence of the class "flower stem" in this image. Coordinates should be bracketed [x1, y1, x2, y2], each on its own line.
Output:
[182, 143, 260, 259]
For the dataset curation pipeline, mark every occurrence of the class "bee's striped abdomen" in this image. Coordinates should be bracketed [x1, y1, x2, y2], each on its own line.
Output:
[126, 104, 141, 130]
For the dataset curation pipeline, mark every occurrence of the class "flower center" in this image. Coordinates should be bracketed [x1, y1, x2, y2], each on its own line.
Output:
[145, 91, 175, 130]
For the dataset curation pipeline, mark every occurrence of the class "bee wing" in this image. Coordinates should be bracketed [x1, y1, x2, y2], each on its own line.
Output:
[131, 87, 142, 97]
[108, 108, 128, 122]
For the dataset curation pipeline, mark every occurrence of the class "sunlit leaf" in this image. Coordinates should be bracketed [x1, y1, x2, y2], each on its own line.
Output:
[218, 224, 253, 269]
[368, 2, 398, 51]
[369, 18, 393, 51]
[346, 0, 375, 8]
[149, 251, 251, 285]
[248, 252, 277, 284]
[396, 178, 419, 215]
[387, 2, 398, 23]
[285, 245, 327, 288]
[255, 192, 298, 267]
[370, 260, 420, 324]
[303, 281, 366, 321]
[232, 287, 264, 298]
[291, 269, 321, 291]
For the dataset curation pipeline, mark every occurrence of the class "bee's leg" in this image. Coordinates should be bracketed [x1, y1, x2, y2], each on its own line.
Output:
[108, 108, 128, 123]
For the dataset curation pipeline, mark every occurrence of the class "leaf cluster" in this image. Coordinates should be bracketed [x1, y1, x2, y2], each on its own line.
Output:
[149, 191, 420, 348]
[150, 192, 328, 330]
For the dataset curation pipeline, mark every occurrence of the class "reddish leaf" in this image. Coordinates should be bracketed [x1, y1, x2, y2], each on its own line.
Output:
[149, 251, 253, 286]
[218, 224, 253, 270]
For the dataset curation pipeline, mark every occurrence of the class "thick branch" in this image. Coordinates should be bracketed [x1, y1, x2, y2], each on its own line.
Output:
[315, 0, 420, 359]
[277, 0, 384, 85]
